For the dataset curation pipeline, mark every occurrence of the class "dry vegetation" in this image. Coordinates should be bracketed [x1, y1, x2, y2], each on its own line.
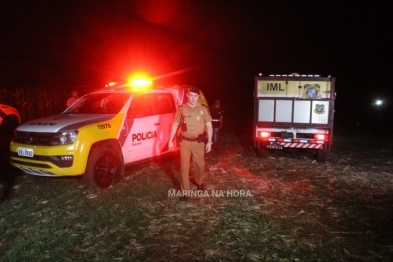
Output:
[119, 132, 393, 261]
[1, 129, 393, 261]
[0, 86, 94, 122]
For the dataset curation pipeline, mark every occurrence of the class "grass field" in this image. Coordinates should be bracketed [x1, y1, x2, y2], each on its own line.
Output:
[1, 130, 392, 261]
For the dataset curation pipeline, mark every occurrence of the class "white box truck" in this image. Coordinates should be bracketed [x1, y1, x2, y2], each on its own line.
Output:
[253, 73, 336, 162]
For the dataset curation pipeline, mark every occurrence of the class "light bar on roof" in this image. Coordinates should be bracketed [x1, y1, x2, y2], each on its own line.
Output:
[266, 74, 323, 77]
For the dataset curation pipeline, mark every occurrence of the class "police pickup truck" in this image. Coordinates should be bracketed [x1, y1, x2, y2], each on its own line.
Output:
[10, 83, 207, 188]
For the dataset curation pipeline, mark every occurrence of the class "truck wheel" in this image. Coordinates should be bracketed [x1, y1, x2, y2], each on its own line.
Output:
[256, 147, 268, 158]
[84, 145, 124, 188]
[316, 148, 327, 163]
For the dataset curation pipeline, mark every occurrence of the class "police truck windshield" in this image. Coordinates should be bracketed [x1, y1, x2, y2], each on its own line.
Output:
[64, 93, 131, 114]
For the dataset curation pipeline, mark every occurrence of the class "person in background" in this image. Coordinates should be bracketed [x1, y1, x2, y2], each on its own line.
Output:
[210, 99, 224, 150]
[66, 90, 79, 107]
[168, 87, 213, 201]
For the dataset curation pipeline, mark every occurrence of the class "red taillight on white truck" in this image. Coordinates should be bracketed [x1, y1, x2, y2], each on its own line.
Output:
[315, 134, 326, 141]
[258, 131, 270, 138]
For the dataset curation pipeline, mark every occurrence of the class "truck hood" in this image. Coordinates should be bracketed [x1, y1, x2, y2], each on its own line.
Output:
[16, 114, 116, 133]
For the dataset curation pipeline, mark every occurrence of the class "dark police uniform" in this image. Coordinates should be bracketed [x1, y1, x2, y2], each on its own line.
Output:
[173, 104, 212, 193]
[210, 105, 224, 150]
[210, 106, 224, 128]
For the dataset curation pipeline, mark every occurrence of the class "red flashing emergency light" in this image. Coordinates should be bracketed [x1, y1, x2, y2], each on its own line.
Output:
[130, 79, 152, 87]
[106, 72, 154, 91]
[104, 82, 120, 89]
[127, 72, 153, 91]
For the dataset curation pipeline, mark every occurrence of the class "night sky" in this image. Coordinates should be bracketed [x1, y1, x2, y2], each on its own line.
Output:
[1, 1, 392, 131]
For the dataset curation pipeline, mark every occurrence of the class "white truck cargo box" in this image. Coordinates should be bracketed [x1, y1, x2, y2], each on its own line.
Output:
[253, 74, 336, 162]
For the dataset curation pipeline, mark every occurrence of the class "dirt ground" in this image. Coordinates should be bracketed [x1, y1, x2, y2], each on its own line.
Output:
[0, 131, 17, 201]
[1, 128, 393, 260]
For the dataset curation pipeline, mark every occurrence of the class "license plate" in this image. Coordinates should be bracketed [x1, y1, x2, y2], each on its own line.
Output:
[267, 143, 283, 150]
[18, 147, 34, 157]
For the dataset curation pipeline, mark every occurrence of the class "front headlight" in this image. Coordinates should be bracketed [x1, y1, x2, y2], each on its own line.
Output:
[50, 131, 79, 145]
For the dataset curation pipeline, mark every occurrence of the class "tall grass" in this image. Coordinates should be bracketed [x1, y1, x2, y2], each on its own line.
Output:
[0, 86, 98, 123]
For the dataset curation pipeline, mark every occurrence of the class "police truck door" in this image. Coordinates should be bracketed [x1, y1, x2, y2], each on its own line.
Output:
[123, 93, 157, 162]
[149, 93, 177, 155]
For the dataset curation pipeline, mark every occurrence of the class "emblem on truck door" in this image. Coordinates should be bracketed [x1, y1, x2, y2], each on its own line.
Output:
[303, 84, 321, 99]
[314, 104, 325, 114]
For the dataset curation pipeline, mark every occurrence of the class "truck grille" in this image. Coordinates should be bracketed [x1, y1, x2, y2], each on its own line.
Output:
[14, 131, 55, 146]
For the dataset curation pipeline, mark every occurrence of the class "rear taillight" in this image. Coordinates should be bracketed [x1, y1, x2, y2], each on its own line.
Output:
[315, 134, 326, 141]
[258, 131, 270, 138]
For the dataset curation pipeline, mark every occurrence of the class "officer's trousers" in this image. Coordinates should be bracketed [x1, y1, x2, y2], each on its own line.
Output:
[212, 127, 220, 149]
[179, 140, 205, 192]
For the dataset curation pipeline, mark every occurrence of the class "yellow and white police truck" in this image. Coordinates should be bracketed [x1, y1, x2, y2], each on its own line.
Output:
[253, 73, 336, 162]
[10, 83, 203, 188]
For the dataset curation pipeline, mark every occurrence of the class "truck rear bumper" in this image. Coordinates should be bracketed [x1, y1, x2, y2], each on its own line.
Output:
[255, 138, 325, 150]
[267, 140, 324, 149]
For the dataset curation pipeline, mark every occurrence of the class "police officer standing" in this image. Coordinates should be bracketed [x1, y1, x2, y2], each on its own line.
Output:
[210, 99, 224, 150]
[168, 87, 213, 201]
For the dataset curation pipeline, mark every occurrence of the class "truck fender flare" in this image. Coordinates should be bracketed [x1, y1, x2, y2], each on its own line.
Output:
[89, 139, 123, 160]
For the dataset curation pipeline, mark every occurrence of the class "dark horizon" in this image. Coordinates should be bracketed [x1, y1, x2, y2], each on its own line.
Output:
[1, 1, 392, 132]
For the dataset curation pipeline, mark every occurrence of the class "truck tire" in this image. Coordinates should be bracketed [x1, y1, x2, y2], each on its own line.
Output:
[316, 148, 328, 163]
[256, 147, 268, 158]
[84, 144, 124, 188]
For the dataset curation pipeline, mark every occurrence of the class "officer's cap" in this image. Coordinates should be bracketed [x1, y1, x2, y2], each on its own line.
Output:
[189, 86, 200, 95]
